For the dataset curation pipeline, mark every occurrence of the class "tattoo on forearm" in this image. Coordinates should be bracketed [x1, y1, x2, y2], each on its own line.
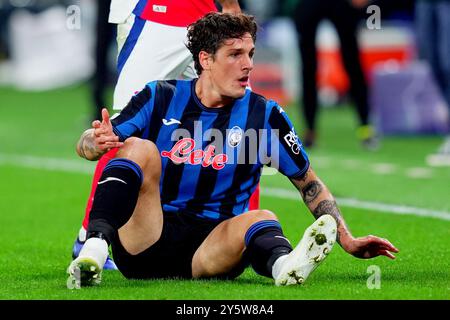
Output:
[313, 200, 341, 220]
[84, 138, 98, 158]
[78, 137, 87, 159]
[78, 131, 98, 160]
[313, 200, 345, 242]
[301, 181, 322, 204]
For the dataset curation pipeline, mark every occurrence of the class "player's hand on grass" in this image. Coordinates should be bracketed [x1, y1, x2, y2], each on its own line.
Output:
[92, 108, 123, 152]
[341, 235, 399, 259]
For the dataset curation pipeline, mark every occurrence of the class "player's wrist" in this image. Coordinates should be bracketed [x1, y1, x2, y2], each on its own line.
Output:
[78, 129, 103, 161]
[338, 230, 355, 251]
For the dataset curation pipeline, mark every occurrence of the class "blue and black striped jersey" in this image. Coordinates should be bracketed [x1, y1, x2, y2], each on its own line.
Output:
[111, 79, 310, 221]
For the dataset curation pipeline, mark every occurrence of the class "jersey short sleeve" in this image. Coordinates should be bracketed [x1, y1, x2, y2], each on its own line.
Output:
[111, 81, 157, 141]
[266, 101, 310, 179]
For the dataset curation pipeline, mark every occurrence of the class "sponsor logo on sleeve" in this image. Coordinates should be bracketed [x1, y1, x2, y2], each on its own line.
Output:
[283, 128, 300, 155]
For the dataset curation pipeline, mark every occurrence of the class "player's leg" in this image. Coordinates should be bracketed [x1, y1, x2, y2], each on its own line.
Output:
[248, 184, 260, 210]
[436, 2, 450, 109]
[426, 2, 450, 165]
[331, 3, 378, 150]
[293, 1, 320, 148]
[272, 215, 336, 285]
[91, 0, 115, 122]
[113, 17, 193, 109]
[68, 137, 164, 286]
[192, 211, 336, 285]
[192, 210, 286, 278]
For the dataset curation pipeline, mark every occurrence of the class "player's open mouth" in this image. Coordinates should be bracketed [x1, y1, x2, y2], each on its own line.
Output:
[238, 76, 249, 87]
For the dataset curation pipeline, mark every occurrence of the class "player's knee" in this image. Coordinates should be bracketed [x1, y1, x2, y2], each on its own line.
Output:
[118, 137, 161, 171]
[251, 209, 278, 223]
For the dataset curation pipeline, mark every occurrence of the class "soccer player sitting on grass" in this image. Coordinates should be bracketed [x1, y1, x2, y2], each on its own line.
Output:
[67, 12, 398, 287]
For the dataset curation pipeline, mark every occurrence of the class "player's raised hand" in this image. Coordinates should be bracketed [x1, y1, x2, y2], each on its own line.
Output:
[92, 108, 123, 151]
[343, 235, 399, 259]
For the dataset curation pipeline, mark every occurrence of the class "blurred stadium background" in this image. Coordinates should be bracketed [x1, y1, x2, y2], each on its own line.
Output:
[0, 0, 449, 300]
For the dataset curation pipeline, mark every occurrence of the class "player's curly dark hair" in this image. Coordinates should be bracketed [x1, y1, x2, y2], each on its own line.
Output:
[186, 12, 257, 75]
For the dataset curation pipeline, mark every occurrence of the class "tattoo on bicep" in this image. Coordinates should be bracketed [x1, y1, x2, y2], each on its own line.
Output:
[301, 181, 322, 204]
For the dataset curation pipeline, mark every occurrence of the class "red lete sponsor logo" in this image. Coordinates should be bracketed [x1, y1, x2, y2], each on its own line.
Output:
[161, 138, 228, 170]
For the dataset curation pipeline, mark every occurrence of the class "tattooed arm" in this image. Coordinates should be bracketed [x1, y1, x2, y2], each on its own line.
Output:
[76, 108, 123, 161]
[290, 167, 352, 246]
[290, 166, 399, 259]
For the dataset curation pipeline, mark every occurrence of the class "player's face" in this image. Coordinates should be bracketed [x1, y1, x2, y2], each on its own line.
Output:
[209, 33, 255, 99]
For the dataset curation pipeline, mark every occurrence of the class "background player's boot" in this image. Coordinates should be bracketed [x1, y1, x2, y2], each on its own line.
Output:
[67, 237, 108, 287]
[72, 230, 117, 270]
[357, 125, 379, 151]
[72, 237, 118, 270]
[274, 215, 337, 286]
[302, 129, 316, 149]
[426, 135, 450, 166]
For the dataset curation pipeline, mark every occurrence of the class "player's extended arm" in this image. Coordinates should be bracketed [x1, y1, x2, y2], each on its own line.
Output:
[76, 108, 123, 161]
[290, 166, 399, 259]
[218, 0, 241, 14]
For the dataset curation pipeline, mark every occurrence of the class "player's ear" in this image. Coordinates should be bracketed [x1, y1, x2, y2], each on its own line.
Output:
[199, 50, 212, 71]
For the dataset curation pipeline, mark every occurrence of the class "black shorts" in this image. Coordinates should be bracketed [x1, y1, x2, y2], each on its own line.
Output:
[111, 211, 224, 279]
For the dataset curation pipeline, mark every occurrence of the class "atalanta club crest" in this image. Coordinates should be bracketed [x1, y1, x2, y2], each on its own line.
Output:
[228, 126, 243, 148]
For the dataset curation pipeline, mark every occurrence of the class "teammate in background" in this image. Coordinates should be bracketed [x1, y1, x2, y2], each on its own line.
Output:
[68, 13, 398, 287]
[72, 0, 247, 270]
[291, 0, 378, 149]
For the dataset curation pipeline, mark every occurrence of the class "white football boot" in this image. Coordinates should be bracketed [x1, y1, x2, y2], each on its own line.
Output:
[274, 214, 337, 286]
[67, 237, 108, 287]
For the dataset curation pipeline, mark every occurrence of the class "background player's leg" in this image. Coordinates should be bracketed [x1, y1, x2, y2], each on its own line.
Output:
[82, 148, 119, 230]
[248, 184, 259, 210]
[113, 20, 193, 110]
[72, 149, 119, 270]
[330, 2, 377, 149]
[91, 0, 115, 122]
[293, 0, 321, 147]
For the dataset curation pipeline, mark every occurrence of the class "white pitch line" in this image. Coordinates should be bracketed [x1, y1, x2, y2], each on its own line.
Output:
[1, 153, 449, 221]
[371, 163, 397, 175]
[405, 167, 433, 179]
[262, 187, 450, 222]
[311, 155, 436, 180]
[0, 153, 95, 174]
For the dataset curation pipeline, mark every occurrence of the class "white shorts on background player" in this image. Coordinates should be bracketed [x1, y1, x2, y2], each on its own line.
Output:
[109, 4, 197, 110]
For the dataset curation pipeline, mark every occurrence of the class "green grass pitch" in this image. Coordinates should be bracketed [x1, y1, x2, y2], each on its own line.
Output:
[0, 85, 449, 300]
